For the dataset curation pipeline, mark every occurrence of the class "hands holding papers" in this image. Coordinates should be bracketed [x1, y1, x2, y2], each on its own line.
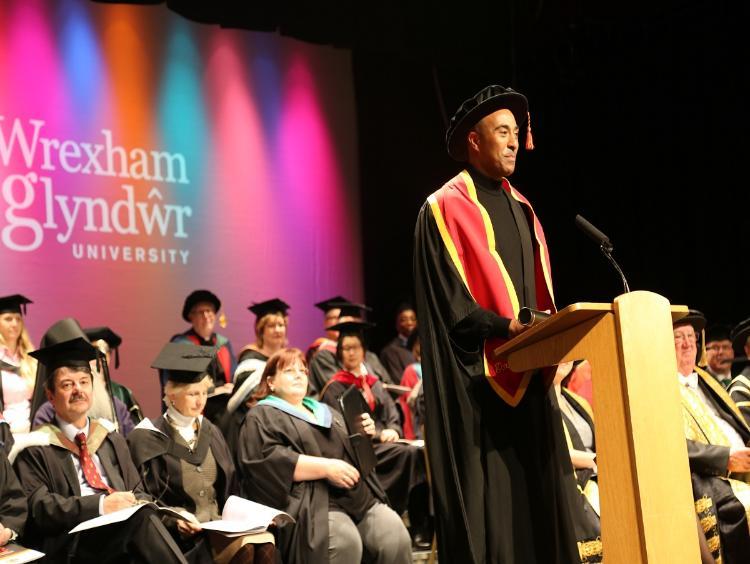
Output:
[69, 495, 292, 537]
[200, 496, 293, 536]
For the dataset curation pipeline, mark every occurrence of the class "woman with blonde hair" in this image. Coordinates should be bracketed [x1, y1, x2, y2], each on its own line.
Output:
[223, 299, 290, 453]
[129, 342, 276, 564]
[0, 295, 36, 435]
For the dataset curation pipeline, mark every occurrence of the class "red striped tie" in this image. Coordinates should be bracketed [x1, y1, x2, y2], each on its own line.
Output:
[75, 432, 114, 494]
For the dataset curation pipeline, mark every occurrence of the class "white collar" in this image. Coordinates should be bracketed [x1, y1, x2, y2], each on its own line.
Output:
[678, 372, 699, 390]
[56, 416, 90, 442]
[165, 405, 201, 429]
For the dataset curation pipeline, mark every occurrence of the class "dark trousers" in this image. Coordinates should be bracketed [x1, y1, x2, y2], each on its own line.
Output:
[73, 505, 187, 564]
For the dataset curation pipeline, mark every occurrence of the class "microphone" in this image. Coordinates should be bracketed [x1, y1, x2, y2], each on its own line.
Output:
[575, 214, 630, 293]
[574, 215, 613, 253]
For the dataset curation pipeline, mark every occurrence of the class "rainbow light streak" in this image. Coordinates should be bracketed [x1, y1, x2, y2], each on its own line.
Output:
[0, 0, 361, 415]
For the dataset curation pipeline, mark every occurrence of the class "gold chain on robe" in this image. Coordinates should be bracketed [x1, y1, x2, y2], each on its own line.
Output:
[679, 384, 750, 533]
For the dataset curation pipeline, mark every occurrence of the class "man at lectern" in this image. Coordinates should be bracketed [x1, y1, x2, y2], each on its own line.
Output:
[673, 310, 750, 563]
[414, 84, 579, 563]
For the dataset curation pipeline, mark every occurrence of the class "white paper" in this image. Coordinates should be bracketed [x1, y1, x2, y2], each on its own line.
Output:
[0, 543, 45, 563]
[199, 495, 292, 534]
[68, 503, 146, 534]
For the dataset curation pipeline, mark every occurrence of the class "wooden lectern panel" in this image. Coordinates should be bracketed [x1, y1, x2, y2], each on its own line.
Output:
[492, 292, 698, 563]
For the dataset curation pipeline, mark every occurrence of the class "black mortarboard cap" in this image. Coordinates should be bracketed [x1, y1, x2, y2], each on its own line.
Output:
[446, 85, 530, 161]
[182, 290, 221, 322]
[0, 294, 32, 315]
[248, 298, 290, 318]
[332, 302, 372, 320]
[29, 337, 98, 374]
[84, 327, 122, 349]
[705, 324, 732, 344]
[314, 296, 349, 313]
[151, 342, 217, 384]
[329, 320, 375, 336]
[41, 318, 89, 346]
[84, 327, 122, 368]
[673, 309, 706, 333]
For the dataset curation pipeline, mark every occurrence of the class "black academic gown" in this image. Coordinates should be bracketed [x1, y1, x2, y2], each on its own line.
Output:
[379, 338, 414, 386]
[413, 175, 579, 564]
[320, 377, 426, 515]
[559, 388, 601, 562]
[0, 448, 26, 536]
[237, 403, 387, 564]
[221, 349, 268, 457]
[127, 417, 237, 564]
[685, 369, 750, 563]
[308, 349, 393, 397]
[12, 423, 155, 561]
[0, 422, 13, 457]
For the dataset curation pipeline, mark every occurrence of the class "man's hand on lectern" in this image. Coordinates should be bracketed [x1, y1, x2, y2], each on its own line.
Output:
[727, 446, 750, 472]
[508, 318, 528, 338]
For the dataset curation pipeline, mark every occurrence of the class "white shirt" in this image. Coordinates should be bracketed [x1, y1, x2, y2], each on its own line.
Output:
[56, 416, 112, 514]
[678, 372, 746, 450]
[165, 405, 202, 446]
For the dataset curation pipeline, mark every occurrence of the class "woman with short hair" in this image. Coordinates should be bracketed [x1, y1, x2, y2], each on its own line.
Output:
[238, 348, 411, 564]
[128, 343, 276, 564]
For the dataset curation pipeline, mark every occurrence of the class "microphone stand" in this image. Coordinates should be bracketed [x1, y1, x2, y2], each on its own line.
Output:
[601, 245, 630, 294]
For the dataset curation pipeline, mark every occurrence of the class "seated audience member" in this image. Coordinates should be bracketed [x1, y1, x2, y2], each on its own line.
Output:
[320, 322, 431, 549]
[306, 296, 348, 364]
[163, 290, 236, 397]
[0, 448, 26, 546]
[129, 343, 275, 564]
[0, 295, 37, 443]
[230, 299, 290, 410]
[565, 359, 594, 408]
[238, 348, 411, 564]
[222, 299, 290, 454]
[555, 362, 601, 563]
[379, 303, 417, 385]
[398, 330, 423, 440]
[32, 319, 134, 435]
[308, 302, 393, 396]
[705, 324, 735, 388]
[14, 336, 187, 564]
[85, 326, 144, 425]
[729, 318, 750, 424]
[674, 311, 750, 563]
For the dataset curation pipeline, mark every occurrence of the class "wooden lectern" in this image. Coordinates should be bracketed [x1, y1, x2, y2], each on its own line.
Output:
[493, 291, 700, 563]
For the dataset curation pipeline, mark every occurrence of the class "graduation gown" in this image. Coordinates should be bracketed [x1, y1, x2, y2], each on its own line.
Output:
[320, 375, 426, 515]
[559, 388, 602, 563]
[728, 371, 750, 426]
[127, 416, 237, 564]
[12, 420, 150, 560]
[237, 403, 387, 564]
[308, 349, 393, 397]
[221, 349, 268, 458]
[413, 170, 579, 564]
[681, 367, 750, 563]
[379, 338, 414, 385]
[0, 447, 26, 536]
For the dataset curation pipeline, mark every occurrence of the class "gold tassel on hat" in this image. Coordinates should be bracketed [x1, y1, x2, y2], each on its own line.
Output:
[525, 111, 535, 150]
[698, 328, 708, 368]
[219, 312, 227, 329]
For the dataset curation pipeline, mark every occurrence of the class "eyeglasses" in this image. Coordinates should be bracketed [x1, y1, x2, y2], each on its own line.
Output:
[706, 343, 733, 352]
[342, 345, 363, 353]
[673, 332, 697, 343]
